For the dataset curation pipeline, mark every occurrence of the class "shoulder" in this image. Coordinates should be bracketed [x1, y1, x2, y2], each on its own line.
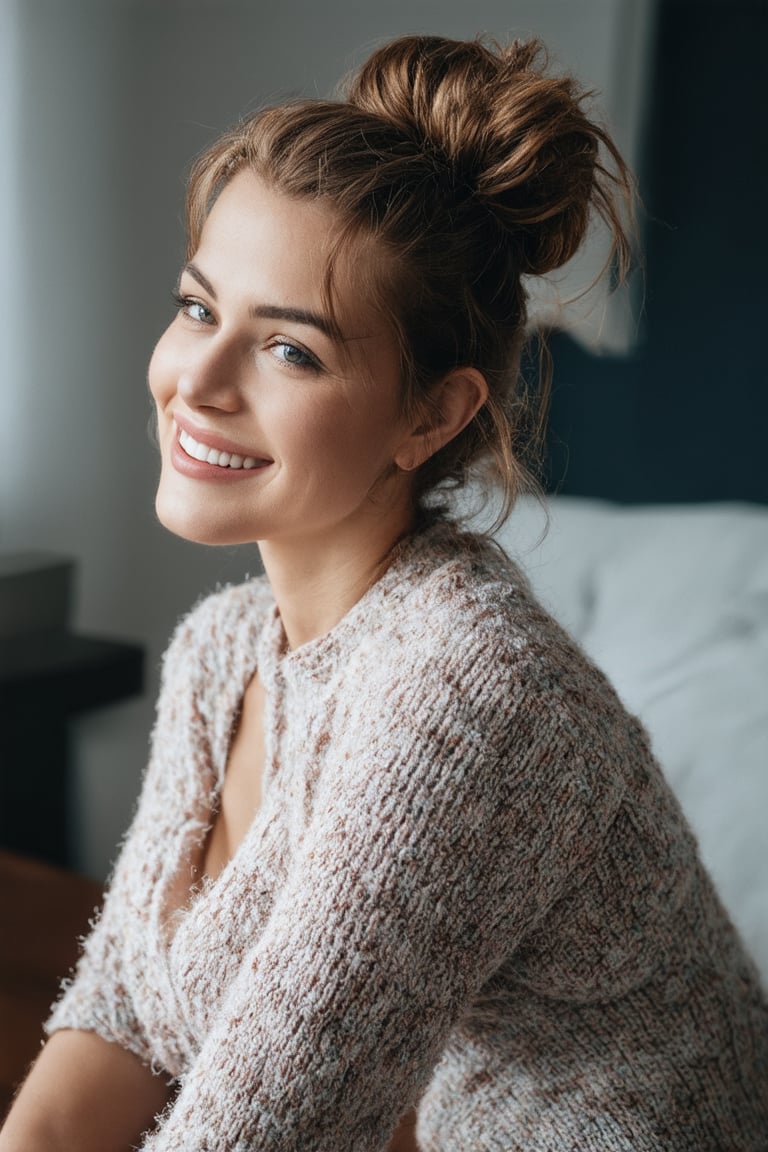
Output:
[147, 575, 275, 790]
[327, 524, 642, 869]
[161, 574, 275, 687]
[365, 521, 645, 767]
[384, 521, 580, 686]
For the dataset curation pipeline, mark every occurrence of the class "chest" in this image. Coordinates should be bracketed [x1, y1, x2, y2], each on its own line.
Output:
[201, 671, 267, 882]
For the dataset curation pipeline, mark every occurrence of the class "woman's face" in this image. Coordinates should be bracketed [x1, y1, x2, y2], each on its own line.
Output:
[149, 170, 415, 550]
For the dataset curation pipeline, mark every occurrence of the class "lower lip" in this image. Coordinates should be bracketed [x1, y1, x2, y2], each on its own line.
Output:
[170, 435, 272, 482]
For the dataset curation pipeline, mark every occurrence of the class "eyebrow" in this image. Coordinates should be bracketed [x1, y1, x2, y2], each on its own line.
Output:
[183, 261, 340, 340]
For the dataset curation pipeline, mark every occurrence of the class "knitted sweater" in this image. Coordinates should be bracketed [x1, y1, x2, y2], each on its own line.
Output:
[47, 520, 768, 1151]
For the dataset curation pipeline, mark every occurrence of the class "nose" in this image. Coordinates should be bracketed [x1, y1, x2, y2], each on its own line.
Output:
[177, 338, 244, 414]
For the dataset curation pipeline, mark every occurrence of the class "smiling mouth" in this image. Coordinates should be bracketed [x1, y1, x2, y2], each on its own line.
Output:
[178, 427, 264, 470]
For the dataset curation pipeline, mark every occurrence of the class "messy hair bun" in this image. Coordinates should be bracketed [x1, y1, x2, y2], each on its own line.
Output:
[346, 36, 630, 280]
[186, 34, 634, 522]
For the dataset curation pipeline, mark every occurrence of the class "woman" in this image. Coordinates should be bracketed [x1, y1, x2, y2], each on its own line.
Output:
[2, 34, 766, 1152]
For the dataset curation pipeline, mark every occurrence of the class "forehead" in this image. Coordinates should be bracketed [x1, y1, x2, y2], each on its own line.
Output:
[196, 171, 332, 293]
[196, 171, 389, 336]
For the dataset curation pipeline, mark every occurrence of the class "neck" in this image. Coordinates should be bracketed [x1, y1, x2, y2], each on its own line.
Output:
[257, 504, 415, 650]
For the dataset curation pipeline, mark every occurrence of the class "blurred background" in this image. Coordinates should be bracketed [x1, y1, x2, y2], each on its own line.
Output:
[0, 0, 765, 880]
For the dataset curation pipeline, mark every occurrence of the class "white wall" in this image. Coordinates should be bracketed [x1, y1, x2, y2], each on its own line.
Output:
[1, 0, 656, 878]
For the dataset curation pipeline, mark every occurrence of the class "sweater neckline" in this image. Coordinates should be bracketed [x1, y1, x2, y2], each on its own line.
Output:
[258, 518, 465, 682]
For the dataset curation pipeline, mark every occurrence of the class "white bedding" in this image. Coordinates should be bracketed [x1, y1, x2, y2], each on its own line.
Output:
[489, 496, 768, 984]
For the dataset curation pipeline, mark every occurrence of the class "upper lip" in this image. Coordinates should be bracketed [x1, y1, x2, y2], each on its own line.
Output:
[172, 412, 271, 462]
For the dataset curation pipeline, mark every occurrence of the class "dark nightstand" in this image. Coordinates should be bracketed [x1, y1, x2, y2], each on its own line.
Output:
[0, 630, 144, 868]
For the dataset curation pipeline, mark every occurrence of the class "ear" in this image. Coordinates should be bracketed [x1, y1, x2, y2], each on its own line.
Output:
[394, 367, 489, 472]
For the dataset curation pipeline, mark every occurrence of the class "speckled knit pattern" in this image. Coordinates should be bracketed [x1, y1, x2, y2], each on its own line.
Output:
[47, 521, 768, 1150]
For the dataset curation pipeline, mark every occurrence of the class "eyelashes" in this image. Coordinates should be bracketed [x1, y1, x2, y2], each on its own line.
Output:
[170, 290, 323, 374]
[171, 289, 214, 326]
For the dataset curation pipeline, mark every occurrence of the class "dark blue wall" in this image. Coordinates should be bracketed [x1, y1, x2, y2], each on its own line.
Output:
[545, 0, 768, 503]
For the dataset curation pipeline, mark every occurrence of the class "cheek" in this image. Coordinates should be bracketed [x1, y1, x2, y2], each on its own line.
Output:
[266, 394, 340, 457]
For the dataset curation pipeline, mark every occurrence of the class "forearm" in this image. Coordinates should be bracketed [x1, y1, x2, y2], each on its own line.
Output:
[0, 1030, 173, 1152]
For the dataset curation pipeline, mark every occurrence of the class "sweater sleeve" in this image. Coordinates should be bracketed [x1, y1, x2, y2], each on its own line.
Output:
[42, 848, 153, 1063]
[42, 605, 208, 1063]
[44, 581, 273, 1067]
[139, 621, 632, 1151]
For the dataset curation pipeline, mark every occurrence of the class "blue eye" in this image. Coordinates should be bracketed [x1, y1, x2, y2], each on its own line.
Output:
[171, 290, 214, 325]
[272, 341, 320, 371]
[187, 301, 213, 324]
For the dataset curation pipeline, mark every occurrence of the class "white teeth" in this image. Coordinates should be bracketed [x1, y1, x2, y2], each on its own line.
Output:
[178, 427, 261, 470]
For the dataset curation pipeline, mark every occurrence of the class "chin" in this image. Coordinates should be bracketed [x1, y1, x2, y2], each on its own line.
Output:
[154, 492, 252, 547]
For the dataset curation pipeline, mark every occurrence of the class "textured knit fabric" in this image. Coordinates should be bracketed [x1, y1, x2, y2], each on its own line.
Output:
[47, 520, 768, 1151]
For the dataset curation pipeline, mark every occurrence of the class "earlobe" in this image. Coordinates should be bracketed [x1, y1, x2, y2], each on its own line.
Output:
[396, 454, 419, 473]
[394, 367, 489, 471]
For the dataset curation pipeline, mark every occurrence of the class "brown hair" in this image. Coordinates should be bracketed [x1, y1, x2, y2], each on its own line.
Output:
[185, 35, 634, 523]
